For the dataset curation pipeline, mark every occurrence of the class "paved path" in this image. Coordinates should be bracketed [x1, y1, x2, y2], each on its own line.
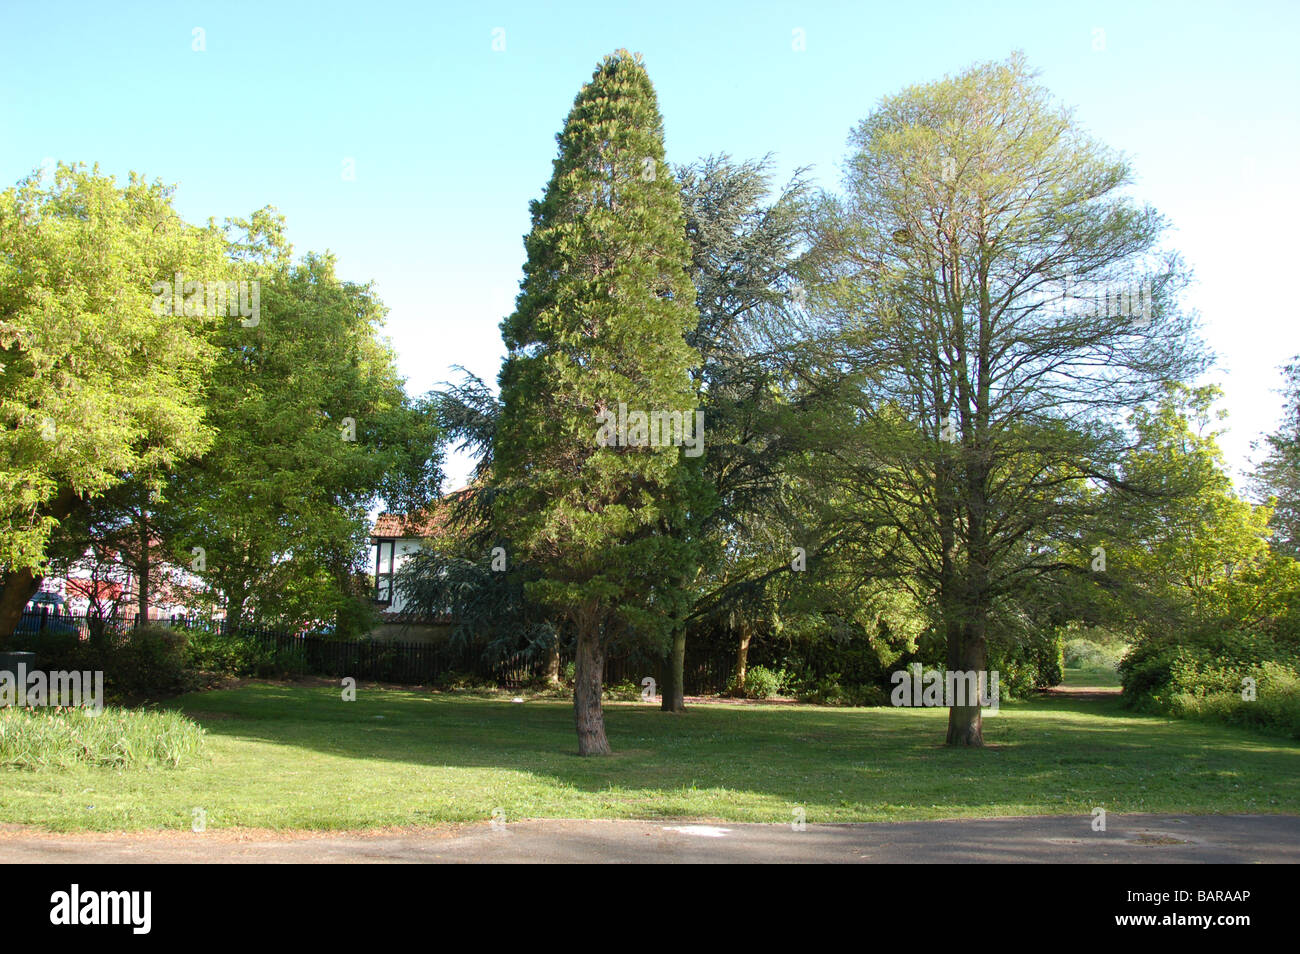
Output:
[1, 814, 1296, 863]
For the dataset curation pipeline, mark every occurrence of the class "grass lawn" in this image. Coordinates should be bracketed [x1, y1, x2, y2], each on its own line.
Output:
[1, 679, 1297, 831]
[1060, 666, 1122, 688]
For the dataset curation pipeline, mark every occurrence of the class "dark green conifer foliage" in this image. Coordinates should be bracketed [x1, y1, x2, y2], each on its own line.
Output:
[494, 50, 703, 755]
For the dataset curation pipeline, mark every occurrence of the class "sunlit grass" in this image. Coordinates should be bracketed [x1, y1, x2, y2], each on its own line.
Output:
[1, 680, 1295, 831]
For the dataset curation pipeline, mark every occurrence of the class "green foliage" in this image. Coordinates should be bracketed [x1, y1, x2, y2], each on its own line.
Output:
[493, 50, 706, 672]
[396, 545, 559, 665]
[0, 163, 227, 592]
[1103, 385, 1275, 634]
[801, 54, 1204, 740]
[0, 706, 204, 769]
[1064, 638, 1126, 672]
[1162, 662, 1300, 739]
[1253, 356, 1300, 558]
[1121, 629, 1294, 701]
[111, 624, 192, 697]
[11, 624, 194, 698]
[166, 216, 441, 634]
[793, 673, 889, 707]
[433, 671, 501, 694]
[739, 665, 787, 699]
[602, 680, 642, 702]
[673, 154, 814, 648]
[187, 629, 275, 677]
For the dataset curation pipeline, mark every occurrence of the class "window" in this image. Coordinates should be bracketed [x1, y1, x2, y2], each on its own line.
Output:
[374, 540, 396, 603]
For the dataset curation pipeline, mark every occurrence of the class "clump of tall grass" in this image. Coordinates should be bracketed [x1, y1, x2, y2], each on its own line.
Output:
[0, 706, 205, 769]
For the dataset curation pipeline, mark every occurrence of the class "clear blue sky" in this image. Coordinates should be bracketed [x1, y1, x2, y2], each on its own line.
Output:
[3, 0, 1297, 487]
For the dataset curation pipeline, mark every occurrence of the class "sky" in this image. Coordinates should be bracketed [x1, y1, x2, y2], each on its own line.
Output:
[2, 0, 1297, 490]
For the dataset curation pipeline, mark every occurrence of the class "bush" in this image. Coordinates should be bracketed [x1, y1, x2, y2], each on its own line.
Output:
[0, 706, 205, 769]
[1120, 629, 1284, 704]
[187, 629, 275, 677]
[1164, 662, 1300, 739]
[107, 625, 193, 697]
[1064, 638, 1125, 671]
[740, 665, 787, 699]
[271, 643, 309, 677]
[603, 679, 642, 701]
[795, 674, 888, 707]
[988, 629, 1064, 696]
[434, 671, 500, 694]
[1120, 628, 1300, 738]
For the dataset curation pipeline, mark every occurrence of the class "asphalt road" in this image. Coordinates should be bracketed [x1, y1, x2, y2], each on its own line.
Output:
[1, 814, 1297, 863]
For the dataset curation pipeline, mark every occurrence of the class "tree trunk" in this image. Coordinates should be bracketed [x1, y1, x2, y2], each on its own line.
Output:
[544, 643, 562, 687]
[224, 584, 248, 636]
[573, 619, 610, 755]
[136, 514, 150, 623]
[945, 619, 987, 746]
[732, 622, 752, 696]
[0, 567, 43, 648]
[660, 627, 686, 712]
[0, 486, 81, 647]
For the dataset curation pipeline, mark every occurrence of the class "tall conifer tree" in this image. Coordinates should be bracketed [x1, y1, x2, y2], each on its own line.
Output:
[494, 50, 703, 755]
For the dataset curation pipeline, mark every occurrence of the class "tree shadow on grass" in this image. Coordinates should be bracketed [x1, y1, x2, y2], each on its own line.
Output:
[161, 683, 1300, 820]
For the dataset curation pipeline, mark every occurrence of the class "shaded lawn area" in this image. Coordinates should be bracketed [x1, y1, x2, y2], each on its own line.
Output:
[2, 681, 1297, 831]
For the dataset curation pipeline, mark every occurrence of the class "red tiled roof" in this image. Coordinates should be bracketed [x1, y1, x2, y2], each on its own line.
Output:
[371, 488, 474, 539]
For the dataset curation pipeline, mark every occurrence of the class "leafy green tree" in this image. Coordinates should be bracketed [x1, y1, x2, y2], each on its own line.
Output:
[1253, 357, 1300, 558]
[0, 163, 228, 641]
[805, 54, 1206, 744]
[166, 212, 441, 635]
[663, 154, 817, 707]
[493, 50, 704, 755]
[1106, 385, 1277, 630]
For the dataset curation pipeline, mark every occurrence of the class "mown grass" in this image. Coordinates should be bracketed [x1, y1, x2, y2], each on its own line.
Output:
[1060, 666, 1122, 688]
[0, 680, 1295, 831]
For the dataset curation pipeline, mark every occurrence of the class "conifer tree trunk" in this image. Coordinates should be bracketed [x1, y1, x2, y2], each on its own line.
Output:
[660, 627, 686, 712]
[573, 615, 610, 755]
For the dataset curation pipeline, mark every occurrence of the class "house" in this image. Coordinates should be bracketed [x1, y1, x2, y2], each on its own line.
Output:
[368, 490, 472, 641]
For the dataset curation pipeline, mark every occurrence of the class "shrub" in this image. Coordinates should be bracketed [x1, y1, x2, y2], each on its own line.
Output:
[1120, 628, 1300, 737]
[1163, 662, 1300, 739]
[988, 629, 1064, 696]
[1064, 638, 1125, 671]
[434, 671, 500, 694]
[271, 643, 309, 677]
[603, 679, 642, 702]
[0, 706, 205, 769]
[187, 630, 274, 676]
[796, 674, 888, 707]
[1120, 629, 1285, 704]
[741, 665, 786, 699]
[110, 625, 193, 697]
